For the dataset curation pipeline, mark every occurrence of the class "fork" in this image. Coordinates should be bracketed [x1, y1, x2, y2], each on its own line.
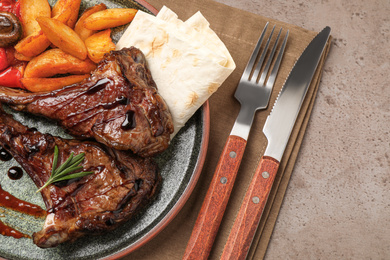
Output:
[183, 23, 289, 260]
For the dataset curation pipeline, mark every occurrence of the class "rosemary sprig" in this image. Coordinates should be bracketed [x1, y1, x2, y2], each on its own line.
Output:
[36, 146, 94, 193]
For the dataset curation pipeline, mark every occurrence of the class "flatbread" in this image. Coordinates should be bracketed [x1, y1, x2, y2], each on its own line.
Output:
[117, 6, 235, 137]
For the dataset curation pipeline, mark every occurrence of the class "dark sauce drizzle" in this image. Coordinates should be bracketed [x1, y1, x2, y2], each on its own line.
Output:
[7, 166, 23, 180]
[0, 147, 12, 162]
[121, 110, 136, 130]
[86, 78, 112, 95]
[102, 96, 128, 109]
[0, 146, 23, 180]
[134, 179, 143, 191]
[27, 127, 38, 133]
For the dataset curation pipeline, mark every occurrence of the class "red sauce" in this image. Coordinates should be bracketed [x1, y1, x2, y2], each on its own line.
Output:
[0, 185, 46, 217]
[0, 184, 46, 239]
[0, 220, 29, 239]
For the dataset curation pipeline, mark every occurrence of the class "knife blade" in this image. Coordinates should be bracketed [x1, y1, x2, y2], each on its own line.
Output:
[220, 26, 331, 260]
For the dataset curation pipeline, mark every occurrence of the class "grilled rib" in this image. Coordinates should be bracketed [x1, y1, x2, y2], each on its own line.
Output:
[0, 107, 161, 248]
[0, 47, 174, 157]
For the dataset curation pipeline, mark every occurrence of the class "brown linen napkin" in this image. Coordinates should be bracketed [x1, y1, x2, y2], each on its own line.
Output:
[123, 0, 332, 259]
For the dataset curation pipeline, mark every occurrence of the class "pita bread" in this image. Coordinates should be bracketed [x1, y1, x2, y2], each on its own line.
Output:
[117, 6, 235, 137]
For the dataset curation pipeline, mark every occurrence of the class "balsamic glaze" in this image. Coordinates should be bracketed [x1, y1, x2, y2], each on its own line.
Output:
[105, 218, 116, 226]
[121, 110, 136, 130]
[27, 127, 38, 133]
[86, 78, 111, 95]
[7, 166, 23, 180]
[0, 146, 12, 161]
[102, 96, 128, 109]
[134, 179, 143, 191]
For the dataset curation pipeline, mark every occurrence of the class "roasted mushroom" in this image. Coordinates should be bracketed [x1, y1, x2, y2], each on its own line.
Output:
[0, 11, 22, 47]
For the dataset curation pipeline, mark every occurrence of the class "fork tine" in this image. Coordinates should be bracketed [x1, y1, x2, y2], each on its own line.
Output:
[251, 25, 276, 82]
[258, 28, 282, 85]
[265, 30, 289, 89]
[241, 22, 269, 81]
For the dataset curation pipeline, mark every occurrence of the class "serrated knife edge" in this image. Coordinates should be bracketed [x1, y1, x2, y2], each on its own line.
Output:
[263, 26, 331, 161]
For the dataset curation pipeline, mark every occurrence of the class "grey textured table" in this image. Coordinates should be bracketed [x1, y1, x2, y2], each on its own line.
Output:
[214, 0, 390, 259]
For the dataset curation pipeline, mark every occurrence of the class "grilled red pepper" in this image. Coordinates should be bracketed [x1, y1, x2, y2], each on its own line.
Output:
[0, 0, 20, 71]
[0, 66, 23, 88]
[0, 0, 23, 88]
[0, 48, 9, 71]
[0, 0, 20, 18]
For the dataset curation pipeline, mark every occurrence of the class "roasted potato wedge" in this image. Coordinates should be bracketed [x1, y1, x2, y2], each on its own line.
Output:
[24, 49, 96, 78]
[14, 3, 75, 58]
[37, 17, 88, 60]
[85, 29, 116, 63]
[52, 0, 82, 28]
[52, 5, 72, 24]
[19, 0, 51, 37]
[21, 74, 89, 92]
[14, 51, 32, 61]
[75, 3, 107, 41]
[13, 61, 28, 77]
[14, 31, 51, 58]
[83, 8, 138, 30]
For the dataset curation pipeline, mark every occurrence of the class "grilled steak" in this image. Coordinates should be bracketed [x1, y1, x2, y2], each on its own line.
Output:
[0, 107, 161, 248]
[0, 47, 174, 157]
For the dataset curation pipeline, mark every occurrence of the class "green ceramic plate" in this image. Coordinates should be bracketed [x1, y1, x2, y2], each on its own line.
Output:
[0, 1, 209, 259]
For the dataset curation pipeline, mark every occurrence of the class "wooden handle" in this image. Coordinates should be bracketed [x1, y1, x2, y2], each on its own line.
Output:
[183, 135, 247, 260]
[221, 156, 280, 260]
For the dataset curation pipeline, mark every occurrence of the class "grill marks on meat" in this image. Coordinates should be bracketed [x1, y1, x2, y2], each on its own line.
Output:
[0, 47, 174, 157]
[0, 108, 161, 248]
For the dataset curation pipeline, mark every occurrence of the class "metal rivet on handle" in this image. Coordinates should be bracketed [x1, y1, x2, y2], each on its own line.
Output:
[229, 151, 237, 158]
[262, 171, 270, 179]
[220, 177, 227, 184]
[252, 196, 260, 204]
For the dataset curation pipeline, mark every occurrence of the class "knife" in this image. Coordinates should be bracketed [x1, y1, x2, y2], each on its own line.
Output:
[220, 26, 331, 260]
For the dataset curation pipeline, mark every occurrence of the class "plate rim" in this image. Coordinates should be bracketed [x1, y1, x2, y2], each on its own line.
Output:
[133, 0, 159, 15]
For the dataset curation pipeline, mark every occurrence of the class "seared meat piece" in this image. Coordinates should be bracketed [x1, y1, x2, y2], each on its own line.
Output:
[0, 108, 161, 248]
[0, 47, 173, 157]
